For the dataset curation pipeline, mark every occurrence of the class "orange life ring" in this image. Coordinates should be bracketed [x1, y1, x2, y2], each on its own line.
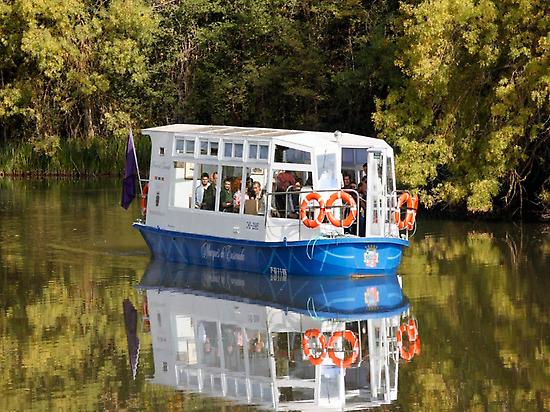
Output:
[300, 192, 326, 229]
[325, 191, 358, 228]
[302, 329, 327, 365]
[395, 192, 419, 230]
[396, 319, 420, 361]
[327, 330, 359, 368]
[141, 183, 149, 215]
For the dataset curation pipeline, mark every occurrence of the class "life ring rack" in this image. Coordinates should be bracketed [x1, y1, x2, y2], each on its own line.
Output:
[325, 191, 358, 228]
[395, 192, 418, 230]
[299, 192, 326, 229]
[302, 329, 359, 368]
[302, 329, 327, 365]
[327, 330, 359, 368]
[396, 318, 421, 361]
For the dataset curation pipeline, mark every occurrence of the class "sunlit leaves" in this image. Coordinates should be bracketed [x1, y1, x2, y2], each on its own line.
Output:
[375, 0, 550, 214]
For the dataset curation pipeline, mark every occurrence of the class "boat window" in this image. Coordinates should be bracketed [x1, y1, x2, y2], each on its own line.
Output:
[197, 321, 220, 367]
[247, 143, 269, 161]
[316, 152, 338, 190]
[221, 325, 246, 372]
[249, 144, 258, 159]
[223, 141, 244, 160]
[272, 170, 309, 218]
[193, 164, 218, 211]
[243, 167, 268, 215]
[259, 144, 269, 159]
[197, 139, 219, 157]
[220, 165, 244, 213]
[234, 143, 243, 158]
[275, 145, 311, 164]
[246, 329, 270, 377]
[175, 138, 195, 155]
[210, 141, 218, 156]
[172, 161, 195, 208]
[342, 148, 368, 167]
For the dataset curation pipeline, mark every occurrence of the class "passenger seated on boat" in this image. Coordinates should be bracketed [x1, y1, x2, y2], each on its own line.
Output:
[245, 181, 266, 215]
[342, 174, 353, 190]
[275, 170, 296, 216]
[194, 172, 210, 208]
[219, 178, 233, 212]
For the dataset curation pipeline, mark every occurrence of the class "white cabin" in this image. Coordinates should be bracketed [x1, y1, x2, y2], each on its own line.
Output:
[141, 124, 399, 242]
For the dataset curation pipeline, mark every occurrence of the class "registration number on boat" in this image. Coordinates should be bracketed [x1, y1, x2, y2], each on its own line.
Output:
[269, 266, 288, 281]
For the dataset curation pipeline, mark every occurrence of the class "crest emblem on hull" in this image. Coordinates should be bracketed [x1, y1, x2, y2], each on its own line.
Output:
[363, 245, 379, 268]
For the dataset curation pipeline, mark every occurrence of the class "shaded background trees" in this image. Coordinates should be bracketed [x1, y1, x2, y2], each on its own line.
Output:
[0, 0, 548, 217]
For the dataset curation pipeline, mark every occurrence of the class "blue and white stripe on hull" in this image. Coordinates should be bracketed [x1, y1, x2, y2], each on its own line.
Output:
[135, 223, 409, 277]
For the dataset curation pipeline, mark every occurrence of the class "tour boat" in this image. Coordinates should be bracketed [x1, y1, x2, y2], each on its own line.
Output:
[137, 261, 420, 410]
[134, 124, 418, 277]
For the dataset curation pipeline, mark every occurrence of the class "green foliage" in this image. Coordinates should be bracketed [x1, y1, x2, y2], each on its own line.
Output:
[373, 0, 550, 214]
[0, 0, 156, 145]
[1, 0, 548, 216]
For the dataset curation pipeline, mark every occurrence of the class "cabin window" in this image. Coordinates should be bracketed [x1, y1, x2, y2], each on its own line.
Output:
[243, 167, 268, 215]
[249, 144, 258, 159]
[247, 143, 269, 161]
[316, 152, 338, 190]
[193, 164, 218, 210]
[259, 144, 269, 159]
[274, 145, 311, 164]
[198, 321, 220, 367]
[223, 142, 244, 160]
[342, 148, 368, 167]
[220, 165, 244, 213]
[186, 140, 195, 154]
[198, 139, 219, 157]
[221, 325, 246, 373]
[175, 138, 195, 155]
[172, 161, 195, 208]
[272, 170, 309, 218]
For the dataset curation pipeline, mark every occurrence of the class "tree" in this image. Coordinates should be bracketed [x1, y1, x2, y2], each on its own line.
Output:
[0, 0, 157, 154]
[373, 0, 550, 215]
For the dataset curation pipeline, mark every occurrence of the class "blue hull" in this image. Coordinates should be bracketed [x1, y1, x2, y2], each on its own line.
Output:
[135, 223, 408, 277]
[138, 260, 410, 319]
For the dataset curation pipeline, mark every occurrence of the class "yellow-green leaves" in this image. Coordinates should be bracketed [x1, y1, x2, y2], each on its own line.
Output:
[375, 0, 550, 214]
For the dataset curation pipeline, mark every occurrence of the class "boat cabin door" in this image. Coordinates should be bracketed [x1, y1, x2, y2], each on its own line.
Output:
[364, 149, 392, 237]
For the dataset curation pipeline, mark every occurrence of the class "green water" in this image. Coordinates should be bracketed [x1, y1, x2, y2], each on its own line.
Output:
[0, 179, 549, 411]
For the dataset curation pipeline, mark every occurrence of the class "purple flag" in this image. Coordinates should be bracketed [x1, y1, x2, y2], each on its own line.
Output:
[121, 129, 137, 209]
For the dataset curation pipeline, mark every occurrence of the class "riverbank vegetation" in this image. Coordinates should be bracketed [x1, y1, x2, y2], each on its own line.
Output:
[0, 0, 548, 218]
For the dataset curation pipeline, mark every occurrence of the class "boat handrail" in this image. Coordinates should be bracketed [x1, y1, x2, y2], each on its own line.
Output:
[266, 188, 409, 239]
[266, 188, 363, 236]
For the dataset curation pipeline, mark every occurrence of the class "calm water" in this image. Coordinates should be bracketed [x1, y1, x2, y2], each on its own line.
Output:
[1, 179, 549, 411]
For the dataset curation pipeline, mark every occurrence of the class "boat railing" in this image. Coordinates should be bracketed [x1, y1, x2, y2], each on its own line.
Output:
[264, 188, 412, 240]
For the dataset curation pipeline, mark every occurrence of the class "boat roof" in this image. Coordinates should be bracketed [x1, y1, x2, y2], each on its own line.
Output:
[141, 124, 390, 150]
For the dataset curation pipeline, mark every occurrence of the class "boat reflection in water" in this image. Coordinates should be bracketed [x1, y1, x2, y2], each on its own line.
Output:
[138, 259, 420, 410]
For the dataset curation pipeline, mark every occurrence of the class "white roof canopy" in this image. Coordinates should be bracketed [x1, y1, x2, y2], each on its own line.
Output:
[141, 124, 391, 150]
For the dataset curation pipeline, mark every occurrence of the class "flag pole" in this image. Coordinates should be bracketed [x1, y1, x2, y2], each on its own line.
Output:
[130, 128, 143, 196]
